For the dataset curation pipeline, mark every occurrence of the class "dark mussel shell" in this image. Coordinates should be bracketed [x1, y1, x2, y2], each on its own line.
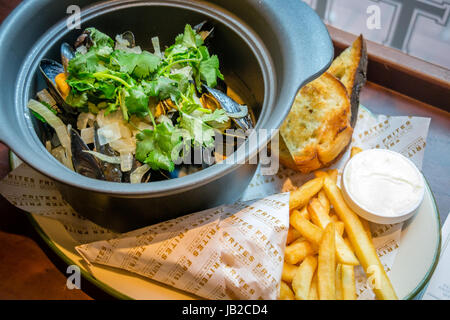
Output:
[38, 59, 77, 127]
[193, 20, 215, 42]
[39, 58, 63, 89]
[39, 59, 76, 112]
[202, 85, 253, 131]
[61, 42, 75, 75]
[70, 128, 105, 180]
[93, 122, 122, 182]
[74, 29, 93, 50]
[121, 159, 140, 183]
[119, 31, 136, 48]
[215, 78, 227, 94]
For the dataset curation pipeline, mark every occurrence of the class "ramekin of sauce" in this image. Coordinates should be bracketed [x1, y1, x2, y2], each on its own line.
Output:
[342, 149, 425, 224]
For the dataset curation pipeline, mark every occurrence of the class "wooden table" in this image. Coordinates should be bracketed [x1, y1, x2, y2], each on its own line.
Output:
[0, 1, 449, 300]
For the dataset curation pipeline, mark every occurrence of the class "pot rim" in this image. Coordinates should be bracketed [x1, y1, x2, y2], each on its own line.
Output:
[10, 0, 277, 196]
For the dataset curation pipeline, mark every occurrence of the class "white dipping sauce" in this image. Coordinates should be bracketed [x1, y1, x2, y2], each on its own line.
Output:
[343, 149, 424, 217]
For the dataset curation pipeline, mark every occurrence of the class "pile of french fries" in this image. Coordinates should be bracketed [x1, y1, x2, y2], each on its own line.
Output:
[279, 147, 398, 300]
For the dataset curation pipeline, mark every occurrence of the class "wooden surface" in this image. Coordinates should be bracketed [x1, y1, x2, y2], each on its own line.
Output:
[0, 0, 449, 300]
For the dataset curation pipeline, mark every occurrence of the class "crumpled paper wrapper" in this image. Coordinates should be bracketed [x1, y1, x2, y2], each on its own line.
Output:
[0, 106, 430, 300]
[77, 193, 290, 300]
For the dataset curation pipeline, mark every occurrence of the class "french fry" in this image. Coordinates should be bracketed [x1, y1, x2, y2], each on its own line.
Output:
[308, 198, 331, 229]
[344, 237, 355, 254]
[279, 281, 295, 300]
[289, 177, 324, 210]
[330, 213, 339, 222]
[290, 211, 323, 246]
[284, 239, 315, 264]
[341, 264, 357, 300]
[335, 221, 345, 236]
[318, 223, 336, 300]
[327, 169, 338, 184]
[291, 206, 310, 220]
[307, 199, 359, 265]
[286, 227, 302, 245]
[292, 256, 317, 300]
[350, 146, 363, 158]
[298, 206, 310, 220]
[317, 190, 330, 213]
[335, 264, 343, 300]
[335, 234, 359, 265]
[360, 218, 373, 241]
[308, 273, 319, 300]
[323, 176, 398, 300]
[314, 171, 328, 179]
[282, 262, 298, 283]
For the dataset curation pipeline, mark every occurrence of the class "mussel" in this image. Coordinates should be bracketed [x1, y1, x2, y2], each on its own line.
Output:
[194, 21, 215, 42]
[202, 85, 253, 131]
[120, 31, 135, 48]
[70, 128, 105, 180]
[121, 159, 140, 183]
[74, 29, 93, 50]
[39, 43, 76, 107]
[168, 165, 202, 179]
[93, 122, 122, 182]
[115, 31, 142, 53]
[60, 42, 76, 75]
[39, 59, 70, 105]
[39, 59, 77, 126]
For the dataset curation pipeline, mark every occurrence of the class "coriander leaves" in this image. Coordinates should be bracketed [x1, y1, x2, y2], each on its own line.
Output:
[135, 122, 182, 172]
[111, 50, 161, 79]
[65, 25, 229, 172]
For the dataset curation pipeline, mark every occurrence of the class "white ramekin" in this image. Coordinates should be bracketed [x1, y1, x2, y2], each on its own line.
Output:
[342, 149, 425, 224]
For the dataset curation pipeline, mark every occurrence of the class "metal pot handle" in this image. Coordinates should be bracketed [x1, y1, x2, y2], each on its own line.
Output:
[212, 0, 334, 121]
[261, 0, 334, 91]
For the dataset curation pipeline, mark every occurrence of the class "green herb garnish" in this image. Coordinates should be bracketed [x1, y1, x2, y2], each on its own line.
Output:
[65, 24, 228, 172]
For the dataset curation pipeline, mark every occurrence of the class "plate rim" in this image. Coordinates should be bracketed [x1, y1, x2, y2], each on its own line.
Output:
[402, 177, 441, 300]
[358, 106, 442, 299]
[26, 213, 133, 300]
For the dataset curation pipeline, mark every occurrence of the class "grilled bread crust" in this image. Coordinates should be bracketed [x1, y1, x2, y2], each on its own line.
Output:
[328, 34, 368, 120]
[279, 72, 353, 173]
[278, 36, 368, 173]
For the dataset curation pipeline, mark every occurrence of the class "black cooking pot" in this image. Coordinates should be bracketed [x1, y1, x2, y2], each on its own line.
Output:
[0, 0, 333, 232]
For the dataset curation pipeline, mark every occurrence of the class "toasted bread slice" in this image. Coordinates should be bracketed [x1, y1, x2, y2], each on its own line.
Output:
[328, 35, 368, 125]
[279, 72, 352, 173]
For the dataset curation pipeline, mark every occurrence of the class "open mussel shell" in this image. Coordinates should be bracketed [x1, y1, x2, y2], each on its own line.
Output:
[39, 59, 71, 108]
[120, 31, 135, 48]
[167, 165, 203, 179]
[39, 59, 77, 125]
[74, 29, 93, 50]
[70, 128, 105, 180]
[61, 42, 75, 75]
[193, 20, 215, 42]
[93, 122, 123, 182]
[40, 58, 63, 88]
[202, 85, 253, 131]
[121, 159, 141, 183]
